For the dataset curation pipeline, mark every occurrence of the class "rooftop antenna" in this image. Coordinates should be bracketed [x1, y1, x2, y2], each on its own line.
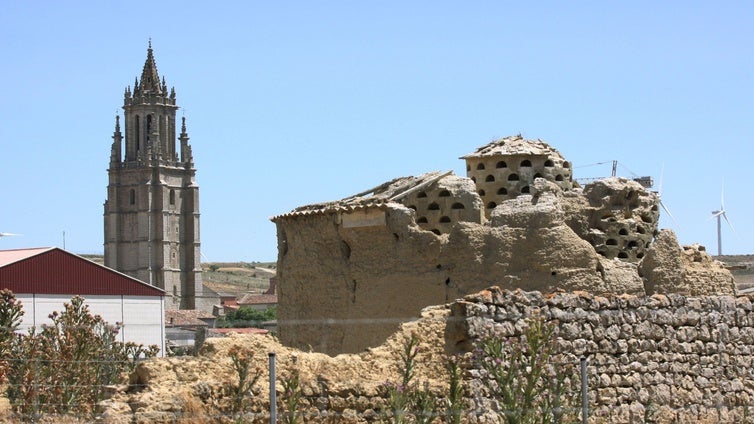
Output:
[709, 179, 735, 256]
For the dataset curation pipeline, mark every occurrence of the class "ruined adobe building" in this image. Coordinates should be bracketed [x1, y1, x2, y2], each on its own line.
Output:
[272, 135, 735, 355]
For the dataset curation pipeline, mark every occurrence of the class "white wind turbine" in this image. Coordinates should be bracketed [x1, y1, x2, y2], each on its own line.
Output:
[657, 164, 678, 227]
[709, 181, 735, 256]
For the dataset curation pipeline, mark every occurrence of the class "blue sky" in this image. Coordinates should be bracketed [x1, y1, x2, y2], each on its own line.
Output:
[1, 2, 752, 261]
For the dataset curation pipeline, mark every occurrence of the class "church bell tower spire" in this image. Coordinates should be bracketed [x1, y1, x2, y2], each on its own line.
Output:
[105, 41, 202, 310]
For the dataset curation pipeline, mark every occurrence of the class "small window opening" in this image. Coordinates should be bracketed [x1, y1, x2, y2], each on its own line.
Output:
[478, 189, 486, 196]
[408, 205, 417, 210]
[466, 164, 471, 171]
[618, 252, 629, 259]
[476, 163, 486, 170]
[169, 189, 175, 205]
[417, 217, 428, 223]
[544, 159, 555, 167]
[497, 187, 508, 195]
[508, 174, 519, 181]
[439, 189, 451, 197]
[521, 186, 530, 194]
[619, 228, 629, 236]
[487, 201, 497, 209]
[521, 160, 532, 167]
[439, 216, 451, 223]
[637, 226, 646, 234]
[428, 202, 440, 210]
[606, 239, 618, 246]
[485, 175, 495, 182]
[471, 177, 477, 183]
[129, 189, 136, 205]
[636, 252, 645, 259]
[417, 191, 427, 198]
[563, 162, 571, 169]
[555, 175, 564, 181]
[451, 202, 465, 209]
[496, 161, 507, 168]
[431, 229, 441, 235]
[627, 241, 638, 248]
[533, 173, 542, 179]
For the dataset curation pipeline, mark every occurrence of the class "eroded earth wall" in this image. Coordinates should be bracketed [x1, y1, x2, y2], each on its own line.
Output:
[449, 287, 754, 422]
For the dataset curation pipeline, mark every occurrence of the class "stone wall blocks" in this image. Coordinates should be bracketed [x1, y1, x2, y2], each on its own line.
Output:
[572, 338, 589, 356]
[586, 326, 603, 343]
[559, 322, 581, 340]
[493, 321, 516, 337]
[639, 339, 656, 352]
[623, 309, 637, 324]
[683, 309, 701, 326]
[547, 306, 570, 323]
[598, 309, 624, 326]
[597, 338, 614, 353]
[604, 324, 621, 341]
[649, 293, 671, 307]
[598, 373, 612, 387]
[735, 295, 754, 311]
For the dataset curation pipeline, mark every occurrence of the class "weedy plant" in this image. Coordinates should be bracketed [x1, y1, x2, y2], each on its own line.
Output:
[474, 317, 578, 424]
[226, 345, 262, 415]
[445, 354, 465, 424]
[280, 364, 303, 424]
[382, 332, 443, 424]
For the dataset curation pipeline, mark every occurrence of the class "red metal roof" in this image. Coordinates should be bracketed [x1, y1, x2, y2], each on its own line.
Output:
[0, 247, 165, 296]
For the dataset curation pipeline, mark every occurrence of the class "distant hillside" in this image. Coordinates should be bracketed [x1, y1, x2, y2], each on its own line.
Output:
[78, 255, 277, 297]
[202, 262, 277, 296]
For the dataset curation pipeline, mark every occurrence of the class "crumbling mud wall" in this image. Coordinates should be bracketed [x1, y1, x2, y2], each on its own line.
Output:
[449, 287, 754, 423]
[274, 175, 734, 355]
[273, 137, 735, 355]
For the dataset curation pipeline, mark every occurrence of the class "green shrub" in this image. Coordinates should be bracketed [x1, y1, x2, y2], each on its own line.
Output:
[0, 294, 158, 420]
[219, 306, 276, 328]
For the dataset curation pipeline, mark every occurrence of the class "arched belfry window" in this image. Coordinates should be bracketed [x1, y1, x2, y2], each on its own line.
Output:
[135, 115, 141, 151]
[169, 189, 176, 205]
[146, 115, 153, 142]
[129, 189, 136, 205]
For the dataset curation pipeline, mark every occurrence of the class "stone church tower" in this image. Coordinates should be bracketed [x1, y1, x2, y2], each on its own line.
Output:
[104, 42, 202, 310]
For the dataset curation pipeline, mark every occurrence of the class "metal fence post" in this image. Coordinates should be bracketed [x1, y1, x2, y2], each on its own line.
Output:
[269, 352, 277, 423]
[581, 356, 588, 424]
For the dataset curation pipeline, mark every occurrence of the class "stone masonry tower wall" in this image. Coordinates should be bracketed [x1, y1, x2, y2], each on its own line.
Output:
[104, 42, 202, 310]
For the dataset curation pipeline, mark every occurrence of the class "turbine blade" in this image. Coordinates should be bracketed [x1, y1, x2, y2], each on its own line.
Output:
[721, 179, 725, 210]
[722, 212, 736, 235]
[660, 201, 678, 227]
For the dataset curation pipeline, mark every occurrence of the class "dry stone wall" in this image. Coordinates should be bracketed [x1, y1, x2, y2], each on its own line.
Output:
[449, 287, 754, 423]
